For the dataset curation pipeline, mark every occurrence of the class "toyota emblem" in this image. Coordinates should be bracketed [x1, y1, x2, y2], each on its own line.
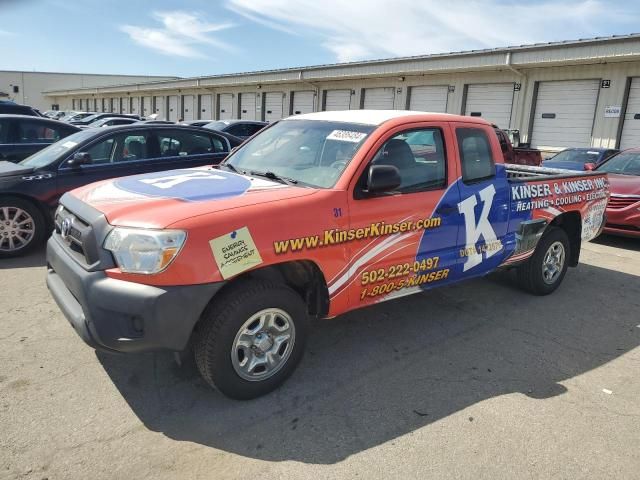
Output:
[60, 217, 74, 240]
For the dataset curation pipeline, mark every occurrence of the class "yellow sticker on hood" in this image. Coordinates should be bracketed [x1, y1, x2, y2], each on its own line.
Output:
[210, 227, 263, 279]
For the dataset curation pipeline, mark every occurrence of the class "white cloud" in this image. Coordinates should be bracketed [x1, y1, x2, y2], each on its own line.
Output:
[227, 0, 632, 62]
[0, 29, 13, 36]
[121, 11, 235, 58]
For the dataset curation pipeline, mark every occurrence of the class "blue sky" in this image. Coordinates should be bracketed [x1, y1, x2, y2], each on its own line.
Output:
[0, 0, 638, 78]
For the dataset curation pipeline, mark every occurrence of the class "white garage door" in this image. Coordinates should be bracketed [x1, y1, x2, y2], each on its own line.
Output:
[363, 87, 395, 109]
[154, 96, 165, 119]
[121, 98, 129, 114]
[531, 79, 599, 149]
[182, 95, 195, 121]
[200, 94, 213, 120]
[142, 96, 152, 117]
[240, 93, 257, 120]
[218, 93, 233, 120]
[168, 96, 179, 121]
[620, 78, 640, 149]
[465, 83, 514, 128]
[408, 85, 449, 112]
[325, 89, 352, 111]
[264, 92, 284, 122]
[292, 91, 315, 115]
[131, 97, 140, 115]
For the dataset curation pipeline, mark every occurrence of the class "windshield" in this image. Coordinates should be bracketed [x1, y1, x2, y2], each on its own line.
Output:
[548, 149, 601, 163]
[224, 119, 375, 188]
[80, 114, 101, 124]
[204, 121, 229, 131]
[19, 130, 96, 168]
[597, 152, 640, 176]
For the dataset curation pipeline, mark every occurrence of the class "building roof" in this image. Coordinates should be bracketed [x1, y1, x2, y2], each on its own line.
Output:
[44, 33, 640, 96]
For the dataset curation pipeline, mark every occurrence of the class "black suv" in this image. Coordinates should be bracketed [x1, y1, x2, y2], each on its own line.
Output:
[0, 115, 80, 162]
[0, 124, 242, 257]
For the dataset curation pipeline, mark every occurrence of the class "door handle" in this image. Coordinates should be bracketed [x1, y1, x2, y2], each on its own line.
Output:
[436, 204, 458, 215]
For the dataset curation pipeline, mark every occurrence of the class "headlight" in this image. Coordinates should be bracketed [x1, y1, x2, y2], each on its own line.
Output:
[104, 227, 186, 274]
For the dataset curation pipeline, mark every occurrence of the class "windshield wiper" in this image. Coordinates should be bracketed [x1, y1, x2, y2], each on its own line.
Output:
[249, 170, 298, 185]
[219, 162, 240, 173]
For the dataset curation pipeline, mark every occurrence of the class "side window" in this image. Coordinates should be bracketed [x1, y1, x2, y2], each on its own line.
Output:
[113, 134, 148, 162]
[226, 124, 248, 137]
[17, 121, 62, 144]
[85, 137, 116, 165]
[246, 124, 265, 136]
[456, 128, 496, 183]
[366, 128, 447, 193]
[156, 130, 217, 157]
[209, 134, 228, 153]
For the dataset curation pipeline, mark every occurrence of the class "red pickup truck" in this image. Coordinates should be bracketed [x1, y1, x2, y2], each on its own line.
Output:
[46, 111, 610, 399]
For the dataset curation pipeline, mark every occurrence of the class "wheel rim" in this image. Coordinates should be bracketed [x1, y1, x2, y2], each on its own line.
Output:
[231, 308, 296, 382]
[0, 206, 35, 253]
[542, 241, 565, 285]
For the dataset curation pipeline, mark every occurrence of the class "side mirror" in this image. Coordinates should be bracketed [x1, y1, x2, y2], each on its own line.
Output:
[366, 165, 401, 194]
[584, 162, 596, 171]
[67, 152, 91, 167]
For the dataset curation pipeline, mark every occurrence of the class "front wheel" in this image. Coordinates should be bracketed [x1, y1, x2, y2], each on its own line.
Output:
[0, 198, 46, 258]
[194, 280, 309, 400]
[517, 227, 570, 295]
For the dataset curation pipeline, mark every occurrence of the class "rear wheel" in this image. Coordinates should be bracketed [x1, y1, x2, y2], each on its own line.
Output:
[194, 280, 309, 400]
[517, 227, 570, 295]
[0, 198, 45, 258]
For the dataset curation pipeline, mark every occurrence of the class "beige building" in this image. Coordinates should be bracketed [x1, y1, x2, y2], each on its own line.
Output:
[45, 34, 640, 152]
[0, 70, 177, 113]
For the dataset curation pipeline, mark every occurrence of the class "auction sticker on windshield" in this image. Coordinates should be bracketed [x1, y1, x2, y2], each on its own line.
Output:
[210, 227, 263, 279]
[326, 130, 367, 142]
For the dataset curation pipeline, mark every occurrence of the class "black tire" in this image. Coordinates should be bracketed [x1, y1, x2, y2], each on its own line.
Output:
[0, 197, 46, 259]
[517, 227, 570, 296]
[194, 280, 309, 400]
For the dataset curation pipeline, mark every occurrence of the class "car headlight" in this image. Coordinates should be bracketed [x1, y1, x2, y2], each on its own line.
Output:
[103, 227, 186, 274]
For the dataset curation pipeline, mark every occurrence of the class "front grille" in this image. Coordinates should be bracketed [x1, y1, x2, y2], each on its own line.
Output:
[608, 195, 640, 210]
[54, 207, 92, 264]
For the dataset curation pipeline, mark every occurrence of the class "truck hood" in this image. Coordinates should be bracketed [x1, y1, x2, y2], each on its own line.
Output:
[0, 161, 35, 178]
[607, 173, 640, 196]
[69, 167, 319, 228]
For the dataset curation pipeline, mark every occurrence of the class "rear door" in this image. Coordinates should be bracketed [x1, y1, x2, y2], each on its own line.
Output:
[451, 123, 512, 279]
[344, 122, 460, 308]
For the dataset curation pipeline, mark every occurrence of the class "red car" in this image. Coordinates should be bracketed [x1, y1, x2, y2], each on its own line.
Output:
[597, 148, 640, 238]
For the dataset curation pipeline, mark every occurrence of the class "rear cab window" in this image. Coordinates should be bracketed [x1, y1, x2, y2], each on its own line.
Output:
[456, 127, 496, 183]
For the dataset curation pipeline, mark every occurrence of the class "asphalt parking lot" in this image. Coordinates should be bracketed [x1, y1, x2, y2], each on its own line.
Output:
[1, 235, 639, 480]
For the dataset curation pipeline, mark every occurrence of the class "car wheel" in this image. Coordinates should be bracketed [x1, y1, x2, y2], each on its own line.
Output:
[517, 227, 570, 296]
[0, 198, 45, 258]
[194, 280, 309, 400]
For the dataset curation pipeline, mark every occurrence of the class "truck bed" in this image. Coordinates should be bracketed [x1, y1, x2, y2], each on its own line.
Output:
[505, 163, 602, 181]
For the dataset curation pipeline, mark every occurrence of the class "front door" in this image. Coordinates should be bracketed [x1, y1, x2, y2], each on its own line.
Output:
[342, 123, 461, 309]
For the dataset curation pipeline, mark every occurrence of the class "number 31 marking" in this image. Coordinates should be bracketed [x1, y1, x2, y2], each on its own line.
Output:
[333, 207, 342, 218]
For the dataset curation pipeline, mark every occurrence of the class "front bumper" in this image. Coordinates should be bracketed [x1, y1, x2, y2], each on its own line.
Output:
[603, 207, 640, 239]
[46, 236, 224, 353]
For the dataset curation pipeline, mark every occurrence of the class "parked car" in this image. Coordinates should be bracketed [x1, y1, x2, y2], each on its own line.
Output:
[542, 147, 619, 171]
[85, 117, 139, 128]
[203, 120, 268, 140]
[136, 120, 175, 124]
[0, 115, 80, 162]
[0, 124, 242, 257]
[45, 110, 610, 399]
[494, 128, 543, 166]
[0, 100, 41, 117]
[63, 112, 95, 123]
[594, 148, 640, 237]
[69, 113, 141, 126]
[180, 120, 213, 127]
